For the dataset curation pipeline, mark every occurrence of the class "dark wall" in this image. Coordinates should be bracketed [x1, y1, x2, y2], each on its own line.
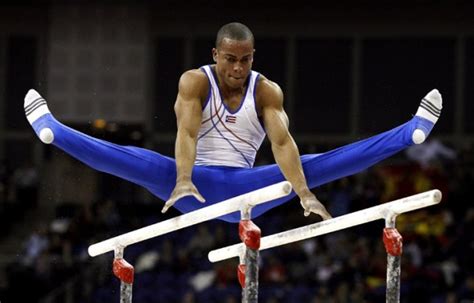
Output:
[1, 1, 474, 147]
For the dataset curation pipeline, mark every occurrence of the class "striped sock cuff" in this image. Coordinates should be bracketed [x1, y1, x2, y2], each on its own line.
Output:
[420, 98, 441, 119]
[25, 93, 50, 124]
[416, 97, 442, 124]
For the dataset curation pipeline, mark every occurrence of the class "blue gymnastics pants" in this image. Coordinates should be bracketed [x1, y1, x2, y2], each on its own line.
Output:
[31, 114, 434, 222]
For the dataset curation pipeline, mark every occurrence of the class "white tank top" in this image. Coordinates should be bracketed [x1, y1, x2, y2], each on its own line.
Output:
[195, 65, 266, 168]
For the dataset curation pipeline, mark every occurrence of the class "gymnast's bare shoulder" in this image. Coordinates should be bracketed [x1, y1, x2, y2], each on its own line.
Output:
[254, 74, 284, 114]
[177, 69, 209, 107]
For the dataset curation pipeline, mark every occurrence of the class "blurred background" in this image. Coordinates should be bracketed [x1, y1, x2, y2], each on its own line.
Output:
[0, 0, 473, 302]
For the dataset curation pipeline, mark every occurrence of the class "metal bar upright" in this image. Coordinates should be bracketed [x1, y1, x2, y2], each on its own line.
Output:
[384, 215, 402, 303]
[113, 247, 134, 303]
[239, 208, 261, 303]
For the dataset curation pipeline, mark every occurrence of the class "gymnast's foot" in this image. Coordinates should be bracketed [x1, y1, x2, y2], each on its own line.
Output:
[24, 89, 55, 144]
[412, 89, 442, 144]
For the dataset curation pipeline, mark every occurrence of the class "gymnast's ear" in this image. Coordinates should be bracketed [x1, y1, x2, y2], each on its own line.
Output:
[212, 48, 218, 62]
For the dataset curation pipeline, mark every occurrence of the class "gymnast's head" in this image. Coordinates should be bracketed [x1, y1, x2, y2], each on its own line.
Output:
[212, 22, 255, 89]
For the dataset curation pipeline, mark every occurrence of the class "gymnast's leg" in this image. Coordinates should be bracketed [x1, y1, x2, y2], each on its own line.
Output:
[24, 89, 282, 222]
[24, 89, 176, 194]
[301, 89, 442, 188]
[24, 89, 278, 223]
[216, 89, 443, 222]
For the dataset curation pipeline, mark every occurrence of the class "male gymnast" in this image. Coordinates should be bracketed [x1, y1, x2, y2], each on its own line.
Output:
[24, 22, 442, 223]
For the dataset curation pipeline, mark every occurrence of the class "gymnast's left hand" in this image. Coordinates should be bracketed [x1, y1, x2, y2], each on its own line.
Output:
[300, 195, 332, 220]
[162, 180, 206, 213]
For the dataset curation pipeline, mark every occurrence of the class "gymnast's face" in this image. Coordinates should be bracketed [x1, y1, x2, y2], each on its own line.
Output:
[213, 38, 254, 89]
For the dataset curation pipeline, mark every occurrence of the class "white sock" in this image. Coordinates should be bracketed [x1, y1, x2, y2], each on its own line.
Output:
[24, 89, 54, 144]
[415, 89, 442, 124]
[24, 89, 51, 125]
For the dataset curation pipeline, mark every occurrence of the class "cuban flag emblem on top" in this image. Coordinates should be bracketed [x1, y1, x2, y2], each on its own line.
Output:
[225, 115, 237, 123]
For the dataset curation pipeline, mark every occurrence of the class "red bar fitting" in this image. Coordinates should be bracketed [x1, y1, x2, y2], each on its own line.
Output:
[113, 258, 135, 284]
[383, 227, 403, 256]
[239, 220, 261, 250]
[237, 264, 246, 288]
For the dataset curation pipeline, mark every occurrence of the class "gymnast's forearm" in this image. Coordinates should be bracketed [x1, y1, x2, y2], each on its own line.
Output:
[272, 135, 313, 199]
[175, 129, 197, 183]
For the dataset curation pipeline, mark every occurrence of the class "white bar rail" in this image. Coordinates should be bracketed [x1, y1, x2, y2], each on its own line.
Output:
[208, 189, 442, 263]
[88, 181, 292, 257]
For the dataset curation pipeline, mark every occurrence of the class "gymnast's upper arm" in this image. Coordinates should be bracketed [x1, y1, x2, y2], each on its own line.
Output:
[174, 70, 207, 137]
[258, 79, 290, 146]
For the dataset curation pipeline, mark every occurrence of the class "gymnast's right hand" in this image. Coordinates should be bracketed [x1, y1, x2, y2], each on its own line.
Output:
[300, 195, 332, 220]
[162, 180, 206, 213]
